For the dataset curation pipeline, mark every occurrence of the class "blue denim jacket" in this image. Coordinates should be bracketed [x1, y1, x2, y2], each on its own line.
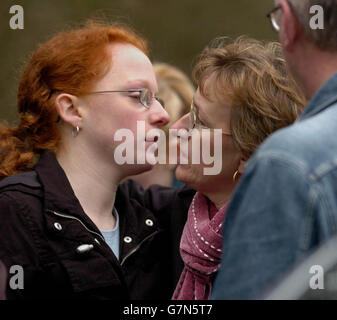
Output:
[211, 72, 337, 300]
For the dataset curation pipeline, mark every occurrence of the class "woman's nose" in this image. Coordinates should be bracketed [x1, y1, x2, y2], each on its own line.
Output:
[171, 113, 190, 131]
[149, 103, 170, 127]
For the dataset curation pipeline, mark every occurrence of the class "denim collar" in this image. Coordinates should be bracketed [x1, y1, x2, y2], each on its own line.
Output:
[299, 72, 337, 121]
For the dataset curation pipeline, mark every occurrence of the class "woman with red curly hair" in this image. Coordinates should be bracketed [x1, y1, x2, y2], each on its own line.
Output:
[0, 21, 194, 300]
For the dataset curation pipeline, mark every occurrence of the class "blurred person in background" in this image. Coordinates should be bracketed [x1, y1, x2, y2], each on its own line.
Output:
[212, 0, 337, 300]
[129, 62, 195, 188]
[171, 36, 305, 300]
[0, 20, 195, 300]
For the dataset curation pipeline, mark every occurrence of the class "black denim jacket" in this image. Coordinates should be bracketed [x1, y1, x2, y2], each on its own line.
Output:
[0, 152, 194, 300]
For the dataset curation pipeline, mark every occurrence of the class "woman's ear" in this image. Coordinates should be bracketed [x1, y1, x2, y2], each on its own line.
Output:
[238, 159, 246, 175]
[55, 93, 82, 128]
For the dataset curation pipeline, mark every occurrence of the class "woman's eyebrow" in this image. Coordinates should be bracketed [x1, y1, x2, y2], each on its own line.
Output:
[124, 79, 156, 91]
[125, 79, 148, 87]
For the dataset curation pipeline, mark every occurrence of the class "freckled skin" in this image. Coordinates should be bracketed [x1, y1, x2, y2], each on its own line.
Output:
[78, 43, 170, 175]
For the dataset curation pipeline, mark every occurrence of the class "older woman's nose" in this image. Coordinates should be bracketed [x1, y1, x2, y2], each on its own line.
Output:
[171, 113, 190, 131]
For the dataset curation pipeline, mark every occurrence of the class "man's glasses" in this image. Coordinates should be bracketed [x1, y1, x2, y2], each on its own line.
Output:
[189, 101, 231, 136]
[87, 88, 164, 109]
[266, 5, 281, 32]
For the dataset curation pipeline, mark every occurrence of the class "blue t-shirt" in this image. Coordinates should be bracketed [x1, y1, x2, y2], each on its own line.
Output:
[100, 208, 120, 260]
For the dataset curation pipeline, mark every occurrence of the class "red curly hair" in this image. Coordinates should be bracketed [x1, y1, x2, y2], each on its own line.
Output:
[0, 20, 149, 179]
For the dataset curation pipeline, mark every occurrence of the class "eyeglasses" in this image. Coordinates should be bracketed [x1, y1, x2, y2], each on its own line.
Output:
[87, 88, 164, 109]
[266, 5, 281, 32]
[189, 101, 231, 136]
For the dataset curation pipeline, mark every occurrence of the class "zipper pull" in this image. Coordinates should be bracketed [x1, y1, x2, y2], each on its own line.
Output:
[76, 244, 94, 254]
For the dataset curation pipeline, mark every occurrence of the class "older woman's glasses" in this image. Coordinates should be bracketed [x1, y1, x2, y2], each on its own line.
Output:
[266, 6, 281, 32]
[189, 101, 231, 136]
[88, 88, 164, 109]
[189, 101, 207, 130]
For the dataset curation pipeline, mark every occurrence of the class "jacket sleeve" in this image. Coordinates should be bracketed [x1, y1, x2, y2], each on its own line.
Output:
[0, 193, 43, 299]
[211, 153, 318, 300]
[121, 179, 195, 287]
[122, 179, 194, 226]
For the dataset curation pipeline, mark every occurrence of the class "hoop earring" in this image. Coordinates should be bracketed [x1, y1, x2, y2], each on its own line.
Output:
[72, 126, 80, 138]
[233, 170, 240, 182]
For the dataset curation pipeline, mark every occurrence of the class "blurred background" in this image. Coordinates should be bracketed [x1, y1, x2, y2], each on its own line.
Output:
[0, 0, 276, 124]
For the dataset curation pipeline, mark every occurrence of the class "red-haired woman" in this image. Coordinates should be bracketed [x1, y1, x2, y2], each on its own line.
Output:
[0, 21, 194, 299]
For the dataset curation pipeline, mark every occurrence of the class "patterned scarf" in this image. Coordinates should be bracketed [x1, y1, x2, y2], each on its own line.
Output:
[172, 192, 228, 300]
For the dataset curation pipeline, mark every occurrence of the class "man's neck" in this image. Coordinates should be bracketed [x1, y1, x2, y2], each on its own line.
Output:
[294, 46, 337, 100]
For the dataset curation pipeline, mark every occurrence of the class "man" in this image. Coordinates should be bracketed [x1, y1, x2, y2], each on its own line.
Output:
[212, 0, 337, 299]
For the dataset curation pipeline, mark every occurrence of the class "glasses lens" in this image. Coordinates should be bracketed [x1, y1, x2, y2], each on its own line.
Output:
[271, 17, 280, 31]
[140, 88, 152, 108]
[189, 103, 195, 129]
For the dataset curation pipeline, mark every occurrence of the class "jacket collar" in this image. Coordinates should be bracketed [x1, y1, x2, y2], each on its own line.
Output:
[34, 151, 159, 249]
[34, 152, 104, 235]
[299, 72, 337, 121]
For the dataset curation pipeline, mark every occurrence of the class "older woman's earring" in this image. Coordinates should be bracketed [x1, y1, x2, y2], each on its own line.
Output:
[233, 170, 240, 182]
[72, 126, 80, 137]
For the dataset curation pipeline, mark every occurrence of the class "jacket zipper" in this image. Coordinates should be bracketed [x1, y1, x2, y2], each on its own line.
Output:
[47, 210, 105, 243]
[120, 230, 160, 267]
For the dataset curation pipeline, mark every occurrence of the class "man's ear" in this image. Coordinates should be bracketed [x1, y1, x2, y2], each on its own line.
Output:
[55, 93, 82, 128]
[279, 0, 301, 51]
[238, 159, 246, 175]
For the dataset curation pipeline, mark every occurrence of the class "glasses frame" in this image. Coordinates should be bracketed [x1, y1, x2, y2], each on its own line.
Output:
[266, 5, 282, 32]
[87, 88, 164, 109]
[189, 101, 231, 136]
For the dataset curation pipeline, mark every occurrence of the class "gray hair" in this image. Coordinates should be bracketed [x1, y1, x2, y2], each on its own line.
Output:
[289, 0, 337, 50]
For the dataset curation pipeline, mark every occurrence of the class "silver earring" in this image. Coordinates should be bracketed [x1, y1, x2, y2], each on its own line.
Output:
[72, 126, 80, 137]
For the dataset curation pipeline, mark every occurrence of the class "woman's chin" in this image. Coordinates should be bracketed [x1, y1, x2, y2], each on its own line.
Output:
[123, 162, 154, 178]
[175, 164, 198, 188]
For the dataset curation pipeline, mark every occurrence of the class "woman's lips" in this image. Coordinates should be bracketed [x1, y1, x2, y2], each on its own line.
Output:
[145, 136, 158, 142]
[176, 139, 189, 164]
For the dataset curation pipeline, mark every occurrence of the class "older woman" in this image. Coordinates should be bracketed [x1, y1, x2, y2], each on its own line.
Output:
[171, 37, 306, 300]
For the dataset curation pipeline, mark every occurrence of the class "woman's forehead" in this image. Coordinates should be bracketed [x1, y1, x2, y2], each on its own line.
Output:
[198, 73, 233, 106]
[195, 81, 232, 121]
[98, 43, 157, 90]
[109, 43, 152, 70]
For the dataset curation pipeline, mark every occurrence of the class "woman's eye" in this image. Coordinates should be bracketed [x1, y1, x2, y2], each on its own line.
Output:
[197, 118, 208, 128]
[129, 94, 140, 100]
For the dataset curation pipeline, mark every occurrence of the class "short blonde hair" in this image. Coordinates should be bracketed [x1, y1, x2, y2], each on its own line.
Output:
[193, 36, 306, 160]
[154, 63, 194, 129]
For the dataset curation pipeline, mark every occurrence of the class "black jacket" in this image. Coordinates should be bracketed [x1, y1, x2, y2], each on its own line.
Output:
[0, 152, 194, 300]
[0, 260, 6, 300]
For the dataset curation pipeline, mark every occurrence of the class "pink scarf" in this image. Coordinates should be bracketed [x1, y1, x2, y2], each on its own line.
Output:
[172, 192, 228, 300]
